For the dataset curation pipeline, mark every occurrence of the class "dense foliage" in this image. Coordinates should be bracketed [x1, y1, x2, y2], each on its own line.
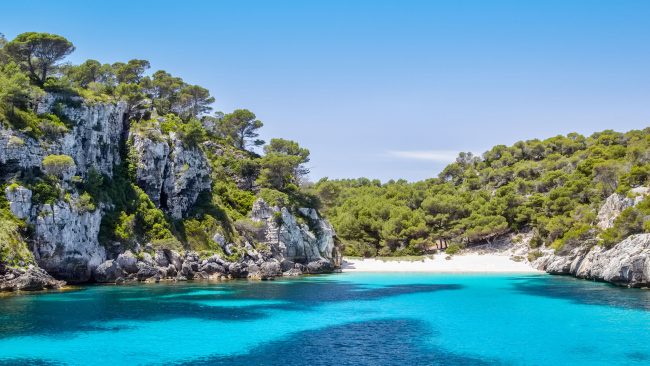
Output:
[312, 129, 650, 256]
[0, 32, 314, 260]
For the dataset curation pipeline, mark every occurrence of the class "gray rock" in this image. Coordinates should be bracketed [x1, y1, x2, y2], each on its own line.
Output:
[131, 126, 212, 219]
[201, 262, 225, 275]
[4, 185, 32, 220]
[247, 264, 261, 280]
[181, 262, 195, 278]
[283, 268, 303, 277]
[306, 259, 334, 274]
[116, 251, 138, 274]
[136, 262, 158, 281]
[228, 262, 249, 278]
[280, 259, 295, 272]
[596, 187, 650, 229]
[94, 260, 125, 283]
[141, 253, 155, 266]
[1, 267, 65, 291]
[535, 234, 650, 287]
[32, 199, 106, 283]
[250, 198, 339, 269]
[155, 250, 169, 267]
[1, 94, 126, 178]
[165, 250, 183, 271]
[260, 260, 282, 279]
[165, 264, 178, 278]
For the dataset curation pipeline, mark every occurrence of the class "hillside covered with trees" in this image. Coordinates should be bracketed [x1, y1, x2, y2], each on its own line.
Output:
[312, 129, 650, 257]
[0, 32, 321, 273]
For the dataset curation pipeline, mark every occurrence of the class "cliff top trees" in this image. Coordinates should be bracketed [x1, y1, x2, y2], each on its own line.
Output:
[5, 32, 74, 86]
[258, 138, 310, 191]
[217, 109, 264, 149]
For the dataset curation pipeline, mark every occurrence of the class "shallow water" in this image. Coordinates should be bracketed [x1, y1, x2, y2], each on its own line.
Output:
[1, 273, 649, 365]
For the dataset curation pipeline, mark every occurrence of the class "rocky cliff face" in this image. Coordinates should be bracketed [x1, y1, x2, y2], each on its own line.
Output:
[131, 127, 211, 219]
[1, 94, 126, 177]
[534, 234, 650, 287]
[596, 187, 650, 229]
[5, 185, 106, 283]
[0, 94, 339, 291]
[88, 199, 339, 284]
[250, 199, 338, 265]
[534, 188, 650, 287]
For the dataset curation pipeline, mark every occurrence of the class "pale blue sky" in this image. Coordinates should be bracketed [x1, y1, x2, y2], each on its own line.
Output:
[2, 0, 649, 181]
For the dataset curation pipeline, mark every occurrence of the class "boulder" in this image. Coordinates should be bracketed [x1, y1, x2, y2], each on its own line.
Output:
[155, 250, 169, 267]
[306, 259, 334, 274]
[201, 262, 225, 275]
[283, 268, 303, 277]
[165, 250, 183, 271]
[1, 267, 65, 291]
[93, 260, 125, 283]
[116, 251, 138, 274]
[260, 260, 282, 279]
[136, 262, 158, 281]
[181, 261, 195, 279]
[228, 262, 248, 278]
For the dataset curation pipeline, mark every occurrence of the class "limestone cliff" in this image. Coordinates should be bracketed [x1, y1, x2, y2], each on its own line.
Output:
[0, 94, 340, 290]
[533, 188, 650, 287]
[130, 123, 211, 219]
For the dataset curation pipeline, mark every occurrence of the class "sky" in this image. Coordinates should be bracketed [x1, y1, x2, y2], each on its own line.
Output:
[2, 0, 650, 182]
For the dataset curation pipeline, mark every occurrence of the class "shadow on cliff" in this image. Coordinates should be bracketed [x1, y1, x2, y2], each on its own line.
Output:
[0, 278, 462, 338]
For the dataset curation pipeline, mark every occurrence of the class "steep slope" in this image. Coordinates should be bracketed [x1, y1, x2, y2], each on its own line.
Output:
[0, 93, 339, 290]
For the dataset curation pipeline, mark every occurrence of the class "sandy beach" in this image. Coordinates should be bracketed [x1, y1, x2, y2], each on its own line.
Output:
[341, 253, 542, 273]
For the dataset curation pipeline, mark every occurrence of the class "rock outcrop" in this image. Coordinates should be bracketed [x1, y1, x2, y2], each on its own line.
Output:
[534, 188, 650, 287]
[1, 94, 126, 177]
[1, 94, 340, 289]
[534, 234, 650, 287]
[596, 187, 650, 229]
[131, 127, 211, 219]
[32, 199, 106, 283]
[251, 199, 340, 269]
[0, 266, 65, 291]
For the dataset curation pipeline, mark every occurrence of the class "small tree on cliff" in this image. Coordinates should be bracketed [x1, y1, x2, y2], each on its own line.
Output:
[257, 138, 310, 191]
[42, 154, 76, 179]
[5, 32, 75, 86]
[217, 109, 264, 150]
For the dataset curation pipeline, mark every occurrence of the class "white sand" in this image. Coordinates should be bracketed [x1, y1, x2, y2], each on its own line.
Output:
[341, 253, 542, 273]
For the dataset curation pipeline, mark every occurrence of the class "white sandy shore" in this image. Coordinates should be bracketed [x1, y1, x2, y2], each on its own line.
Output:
[341, 253, 542, 273]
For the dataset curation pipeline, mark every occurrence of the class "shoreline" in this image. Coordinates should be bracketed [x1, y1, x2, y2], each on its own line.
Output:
[341, 253, 543, 273]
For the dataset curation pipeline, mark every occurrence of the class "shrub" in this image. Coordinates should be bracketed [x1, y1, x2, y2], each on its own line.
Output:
[445, 243, 463, 255]
[42, 154, 75, 178]
[527, 250, 543, 262]
[258, 188, 289, 207]
[75, 192, 96, 213]
[30, 179, 60, 205]
[150, 237, 183, 252]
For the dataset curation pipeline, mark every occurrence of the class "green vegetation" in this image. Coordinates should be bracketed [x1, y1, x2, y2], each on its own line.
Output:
[5, 31, 647, 263]
[313, 129, 650, 256]
[0, 186, 34, 268]
[42, 154, 75, 178]
[0, 31, 321, 256]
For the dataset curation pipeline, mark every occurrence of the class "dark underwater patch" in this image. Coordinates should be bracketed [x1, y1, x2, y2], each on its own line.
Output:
[0, 279, 461, 338]
[178, 319, 499, 366]
[0, 358, 63, 366]
[511, 275, 650, 311]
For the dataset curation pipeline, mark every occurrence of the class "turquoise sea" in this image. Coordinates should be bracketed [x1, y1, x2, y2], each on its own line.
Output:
[1, 273, 650, 365]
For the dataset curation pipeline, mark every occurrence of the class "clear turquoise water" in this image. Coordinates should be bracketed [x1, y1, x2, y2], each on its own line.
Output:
[1, 273, 650, 365]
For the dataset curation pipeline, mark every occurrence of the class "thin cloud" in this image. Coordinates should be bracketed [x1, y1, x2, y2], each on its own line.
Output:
[386, 150, 461, 163]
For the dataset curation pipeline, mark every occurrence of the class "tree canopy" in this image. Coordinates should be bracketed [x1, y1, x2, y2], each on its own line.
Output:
[5, 32, 74, 85]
